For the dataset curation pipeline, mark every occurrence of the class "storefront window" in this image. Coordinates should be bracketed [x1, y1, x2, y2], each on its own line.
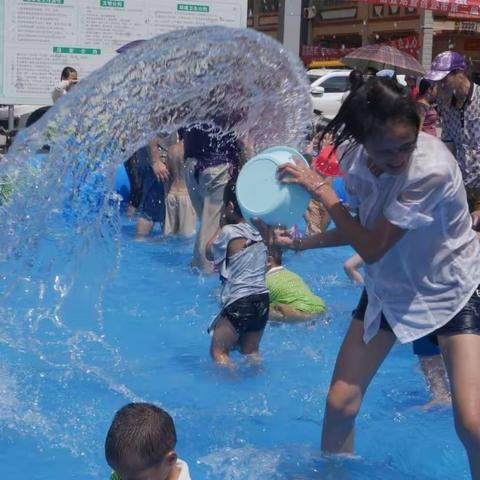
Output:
[260, 0, 279, 13]
[313, 0, 356, 7]
[248, 0, 254, 17]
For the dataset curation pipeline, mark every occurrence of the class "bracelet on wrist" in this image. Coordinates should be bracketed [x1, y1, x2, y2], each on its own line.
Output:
[311, 180, 328, 194]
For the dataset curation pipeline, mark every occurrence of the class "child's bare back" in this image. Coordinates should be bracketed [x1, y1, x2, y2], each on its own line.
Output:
[164, 141, 197, 237]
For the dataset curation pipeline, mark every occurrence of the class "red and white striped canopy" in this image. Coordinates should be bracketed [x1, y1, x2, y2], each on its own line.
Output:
[354, 0, 480, 17]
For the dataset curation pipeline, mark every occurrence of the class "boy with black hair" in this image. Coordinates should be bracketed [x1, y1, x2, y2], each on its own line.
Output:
[105, 402, 191, 480]
[205, 180, 268, 367]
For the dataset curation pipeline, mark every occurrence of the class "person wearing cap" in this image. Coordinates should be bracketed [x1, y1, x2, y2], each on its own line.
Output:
[426, 51, 480, 232]
[376, 69, 396, 79]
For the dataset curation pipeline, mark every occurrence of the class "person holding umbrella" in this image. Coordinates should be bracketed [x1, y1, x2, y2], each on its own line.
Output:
[342, 44, 425, 79]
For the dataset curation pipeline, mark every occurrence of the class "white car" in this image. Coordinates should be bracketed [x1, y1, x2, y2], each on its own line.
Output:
[308, 69, 351, 119]
[308, 69, 408, 119]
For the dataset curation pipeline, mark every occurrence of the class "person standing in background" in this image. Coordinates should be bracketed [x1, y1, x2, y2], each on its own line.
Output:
[415, 79, 438, 137]
[51, 67, 78, 103]
[426, 51, 480, 231]
[135, 139, 169, 238]
[405, 75, 419, 99]
[164, 131, 197, 237]
[184, 123, 243, 273]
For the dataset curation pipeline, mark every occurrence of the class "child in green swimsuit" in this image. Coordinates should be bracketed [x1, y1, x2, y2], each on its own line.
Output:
[267, 247, 326, 322]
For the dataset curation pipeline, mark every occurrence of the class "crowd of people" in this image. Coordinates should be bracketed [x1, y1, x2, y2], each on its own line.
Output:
[35, 49, 480, 480]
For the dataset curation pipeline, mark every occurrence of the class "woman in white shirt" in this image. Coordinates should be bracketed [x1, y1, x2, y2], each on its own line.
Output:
[256, 77, 480, 478]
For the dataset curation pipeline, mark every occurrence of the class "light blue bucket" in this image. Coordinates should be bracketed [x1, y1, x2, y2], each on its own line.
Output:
[236, 146, 311, 228]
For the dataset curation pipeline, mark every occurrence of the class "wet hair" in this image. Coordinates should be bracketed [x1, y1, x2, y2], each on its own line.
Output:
[419, 78, 433, 96]
[60, 67, 77, 80]
[315, 115, 330, 133]
[223, 180, 243, 218]
[105, 403, 177, 468]
[267, 246, 283, 266]
[322, 77, 420, 149]
[348, 69, 364, 93]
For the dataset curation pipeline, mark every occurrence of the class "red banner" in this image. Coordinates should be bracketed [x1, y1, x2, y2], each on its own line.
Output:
[387, 34, 421, 57]
[354, 0, 480, 17]
[302, 34, 421, 65]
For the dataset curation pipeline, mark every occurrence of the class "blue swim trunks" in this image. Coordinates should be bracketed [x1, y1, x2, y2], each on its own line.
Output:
[136, 146, 165, 224]
[139, 167, 165, 223]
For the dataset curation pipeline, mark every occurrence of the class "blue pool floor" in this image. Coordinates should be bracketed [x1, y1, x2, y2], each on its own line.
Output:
[0, 217, 470, 479]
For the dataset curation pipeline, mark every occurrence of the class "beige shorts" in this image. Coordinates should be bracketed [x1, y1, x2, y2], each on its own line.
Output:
[164, 191, 197, 237]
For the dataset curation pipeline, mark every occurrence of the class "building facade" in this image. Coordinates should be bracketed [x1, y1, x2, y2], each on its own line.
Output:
[246, 0, 480, 76]
[247, 0, 281, 38]
[308, 0, 480, 74]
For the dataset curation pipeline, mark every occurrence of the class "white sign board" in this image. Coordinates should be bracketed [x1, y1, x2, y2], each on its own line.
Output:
[0, 0, 247, 105]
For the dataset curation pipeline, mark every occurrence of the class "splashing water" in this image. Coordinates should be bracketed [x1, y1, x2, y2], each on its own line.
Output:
[1, 26, 311, 266]
[0, 26, 311, 474]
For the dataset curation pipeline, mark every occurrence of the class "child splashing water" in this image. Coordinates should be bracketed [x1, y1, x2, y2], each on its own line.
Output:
[206, 181, 269, 368]
[256, 77, 480, 479]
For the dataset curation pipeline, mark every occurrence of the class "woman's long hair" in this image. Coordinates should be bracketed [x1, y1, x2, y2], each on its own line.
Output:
[323, 77, 420, 152]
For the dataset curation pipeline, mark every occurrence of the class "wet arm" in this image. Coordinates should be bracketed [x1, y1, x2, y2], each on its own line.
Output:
[149, 140, 169, 183]
[311, 185, 406, 264]
[205, 228, 221, 261]
[293, 227, 350, 251]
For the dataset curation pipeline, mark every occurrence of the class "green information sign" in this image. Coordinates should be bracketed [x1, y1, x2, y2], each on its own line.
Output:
[53, 47, 102, 55]
[177, 3, 209, 13]
[23, 0, 64, 4]
[100, 0, 125, 7]
[1, 0, 247, 105]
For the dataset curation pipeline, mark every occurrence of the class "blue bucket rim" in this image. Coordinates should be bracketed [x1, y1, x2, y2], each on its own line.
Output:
[261, 146, 309, 167]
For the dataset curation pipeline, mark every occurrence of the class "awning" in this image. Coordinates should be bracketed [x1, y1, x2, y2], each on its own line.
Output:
[353, 0, 480, 17]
